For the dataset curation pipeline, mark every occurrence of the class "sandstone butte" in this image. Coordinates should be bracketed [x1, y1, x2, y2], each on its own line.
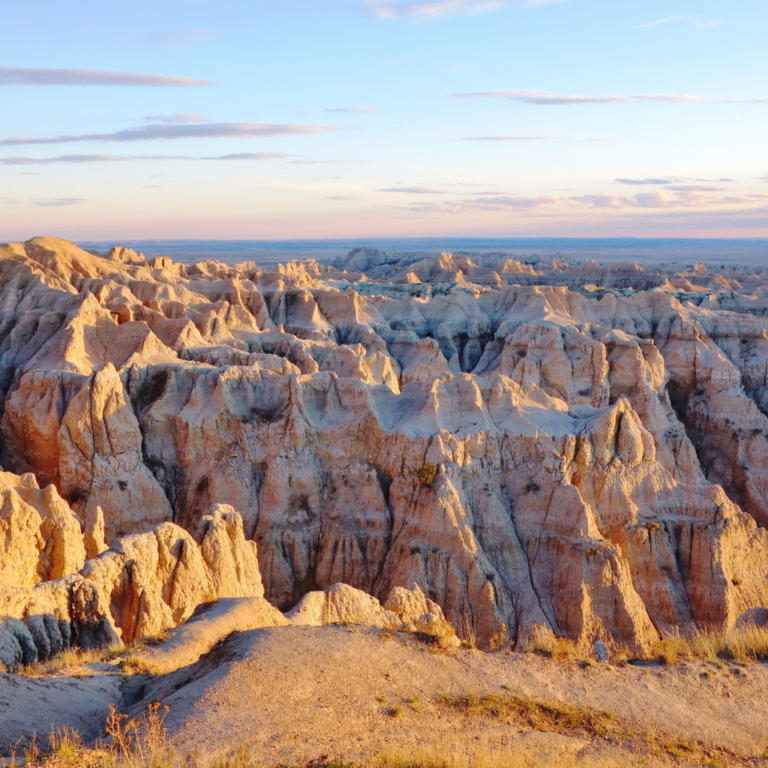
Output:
[2, 237, 768, 664]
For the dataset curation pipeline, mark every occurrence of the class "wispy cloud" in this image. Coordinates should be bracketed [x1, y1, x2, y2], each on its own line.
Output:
[637, 15, 690, 29]
[464, 135, 558, 141]
[288, 159, 361, 166]
[212, 152, 295, 161]
[721, 194, 768, 204]
[666, 184, 725, 192]
[464, 135, 613, 142]
[0, 152, 296, 165]
[406, 194, 557, 213]
[0, 122, 338, 146]
[403, 187, 765, 214]
[615, 177, 674, 185]
[324, 106, 377, 114]
[365, 0, 566, 21]
[448, 89, 766, 104]
[1, 154, 123, 165]
[0, 67, 213, 87]
[142, 114, 209, 124]
[379, 185, 449, 193]
[616, 176, 735, 185]
[35, 198, 85, 207]
[570, 190, 723, 209]
[637, 15, 722, 30]
[130, 29, 219, 50]
[327, 195, 356, 200]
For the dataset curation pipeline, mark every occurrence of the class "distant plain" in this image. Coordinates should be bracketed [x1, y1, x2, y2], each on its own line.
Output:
[76, 238, 768, 269]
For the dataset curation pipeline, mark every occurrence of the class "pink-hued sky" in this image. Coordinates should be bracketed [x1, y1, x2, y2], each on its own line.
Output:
[1, 0, 767, 240]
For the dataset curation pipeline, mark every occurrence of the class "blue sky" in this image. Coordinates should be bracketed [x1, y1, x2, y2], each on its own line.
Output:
[2, 0, 767, 240]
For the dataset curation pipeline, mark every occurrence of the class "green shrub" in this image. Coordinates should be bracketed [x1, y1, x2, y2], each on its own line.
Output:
[416, 462, 437, 487]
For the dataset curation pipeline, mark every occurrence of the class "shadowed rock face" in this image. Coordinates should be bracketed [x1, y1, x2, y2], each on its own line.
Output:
[1, 237, 768, 652]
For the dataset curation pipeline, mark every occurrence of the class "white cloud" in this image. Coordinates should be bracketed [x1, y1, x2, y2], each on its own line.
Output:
[1, 122, 338, 146]
[568, 194, 627, 208]
[35, 198, 85, 207]
[142, 114, 209, 124]
[448, 89, 766, 104]
[379, 186, 449, 193]
[615, 178, 673, 185]
[365, 0, 565, 21]
[0, 152, 295, 165]
[464, 135, 559, 141]
[0, 67, 213, 87]
[407, 195, 559, 212]
[324, 107, 377, 113]
[404, 187, 763, 215]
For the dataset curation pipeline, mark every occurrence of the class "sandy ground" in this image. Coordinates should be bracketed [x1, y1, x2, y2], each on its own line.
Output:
[0, 670, 120, 757]
[3, 625, 768, 766]
[137, 625, 768, 765]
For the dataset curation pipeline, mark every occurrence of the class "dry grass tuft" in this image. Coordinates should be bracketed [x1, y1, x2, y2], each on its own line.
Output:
[650, 625, 768, 665]
[519, 625, 588, 662]
[436, 693, 617, 739]
[20, 646, 117, 678]
[19, 638, 160, 678]
[370, 747, 674, 768]
[518, 623, 768, 666]
[15, 702, 172, 768]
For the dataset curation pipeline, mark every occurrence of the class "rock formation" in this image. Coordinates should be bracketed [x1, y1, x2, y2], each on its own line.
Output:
[1, 237, 768, 653]
[0, 503, 264, 667]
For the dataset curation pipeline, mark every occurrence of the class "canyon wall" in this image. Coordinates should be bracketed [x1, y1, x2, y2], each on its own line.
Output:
[2, 237, 768, 651]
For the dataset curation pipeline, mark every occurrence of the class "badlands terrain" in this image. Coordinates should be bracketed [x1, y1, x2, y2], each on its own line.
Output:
[2, 237, 768, 765]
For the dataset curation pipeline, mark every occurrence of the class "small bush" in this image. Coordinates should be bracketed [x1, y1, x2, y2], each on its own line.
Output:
[416, 462, 437, 487]
[523, 482, 540, 494]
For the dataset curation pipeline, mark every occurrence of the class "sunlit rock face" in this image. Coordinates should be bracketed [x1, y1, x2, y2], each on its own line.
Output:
[2, 236, 768, 651]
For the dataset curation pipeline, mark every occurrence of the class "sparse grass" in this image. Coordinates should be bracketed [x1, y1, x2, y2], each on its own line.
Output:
[651, 625, 768, 665]
[19, 637, 161, 677]
[518, 623, 768, 666]
[16, 702, 172, 768]
[20, 699, 752, 768]
[370, 748, 675, 768]
[520, 625, 588, 662]
[436, 693, 618, 739]
[20, 646, 118, 677]
[120, 656, 156, 676]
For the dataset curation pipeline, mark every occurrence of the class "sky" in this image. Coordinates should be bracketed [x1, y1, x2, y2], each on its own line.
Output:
[1, 0, 767, 240]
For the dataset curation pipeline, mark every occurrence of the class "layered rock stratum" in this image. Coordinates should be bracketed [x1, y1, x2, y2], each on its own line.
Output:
[1, 237, 768, 655]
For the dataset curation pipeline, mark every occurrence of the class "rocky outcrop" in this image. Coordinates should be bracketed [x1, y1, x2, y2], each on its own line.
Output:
[288, 583, 402, 629]
[0, 505, 264, 654]
[133, 596, 290, 674]
[2, 238, 768, 653]
[288, 582, 460, 647]
[0, 471, 85, 587]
